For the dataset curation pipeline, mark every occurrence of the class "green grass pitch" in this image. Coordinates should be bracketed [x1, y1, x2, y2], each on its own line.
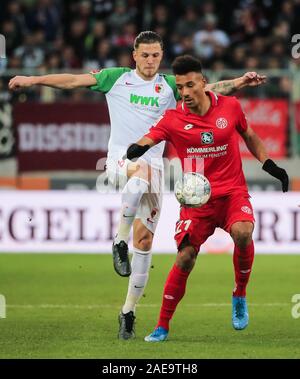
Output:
[0, 253, 299, 358]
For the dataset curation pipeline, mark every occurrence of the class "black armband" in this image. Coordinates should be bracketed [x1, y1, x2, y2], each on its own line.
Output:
[125, 143, 150, 161]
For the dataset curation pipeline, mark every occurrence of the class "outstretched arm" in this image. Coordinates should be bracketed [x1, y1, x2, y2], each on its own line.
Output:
[240, 126, 289, 192]
[206, 72, 267, 95]
[9, 73, 97, 90]
[240, 126, 268, 163]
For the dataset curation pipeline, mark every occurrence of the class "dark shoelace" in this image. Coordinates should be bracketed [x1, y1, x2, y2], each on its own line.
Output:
[235, 300, 245, 319]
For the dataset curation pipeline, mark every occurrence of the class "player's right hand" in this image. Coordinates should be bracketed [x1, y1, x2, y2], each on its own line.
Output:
[242, 72, 267, 87]
[8, 76, 34, 91]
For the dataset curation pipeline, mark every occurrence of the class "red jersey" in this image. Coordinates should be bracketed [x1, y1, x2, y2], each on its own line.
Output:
[145, 92, 249, 199]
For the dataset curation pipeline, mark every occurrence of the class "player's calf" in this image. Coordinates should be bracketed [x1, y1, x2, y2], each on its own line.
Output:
[177, 235, 198, 271]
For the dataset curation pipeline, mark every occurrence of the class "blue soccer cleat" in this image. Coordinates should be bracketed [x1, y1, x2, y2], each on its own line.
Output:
[144, 326, 168, 342]
[232, 296, 249, 330]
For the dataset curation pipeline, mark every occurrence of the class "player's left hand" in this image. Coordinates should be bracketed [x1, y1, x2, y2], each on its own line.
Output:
[262, 159, 289, 192]
[242, 72, 267, 87]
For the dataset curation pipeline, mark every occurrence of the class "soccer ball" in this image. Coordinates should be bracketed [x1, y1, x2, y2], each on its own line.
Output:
[175, 172, 211, 208]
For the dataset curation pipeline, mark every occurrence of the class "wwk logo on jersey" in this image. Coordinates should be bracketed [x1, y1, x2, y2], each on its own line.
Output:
[201, 132, 214, 145]
[130, 93, 159, 107]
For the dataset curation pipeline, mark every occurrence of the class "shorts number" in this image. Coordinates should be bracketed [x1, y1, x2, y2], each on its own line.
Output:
[175, 220, 192, 235]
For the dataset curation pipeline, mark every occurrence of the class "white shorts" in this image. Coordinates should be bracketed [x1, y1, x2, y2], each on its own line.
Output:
[106, 151, 163, 234]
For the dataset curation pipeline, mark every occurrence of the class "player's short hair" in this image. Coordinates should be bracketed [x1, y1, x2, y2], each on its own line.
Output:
[134, 31, 163, 50]
[172, 55, 203, 75]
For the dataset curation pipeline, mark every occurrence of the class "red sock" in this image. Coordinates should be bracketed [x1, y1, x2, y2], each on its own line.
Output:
[157, 264, 190, 331]
[233, 240, 255, 297]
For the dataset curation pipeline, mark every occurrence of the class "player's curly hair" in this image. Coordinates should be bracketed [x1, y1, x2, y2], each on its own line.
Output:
[172, 55, 203, 75]
[134, 31, 163, 50]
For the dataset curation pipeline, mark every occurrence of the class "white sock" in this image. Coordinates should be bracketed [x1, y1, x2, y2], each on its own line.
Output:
[115, 177, 149, 244]
[122, 249, 152, 314]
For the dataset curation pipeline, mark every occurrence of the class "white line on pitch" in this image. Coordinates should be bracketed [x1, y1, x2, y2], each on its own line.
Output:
[6, 303, 290, 309]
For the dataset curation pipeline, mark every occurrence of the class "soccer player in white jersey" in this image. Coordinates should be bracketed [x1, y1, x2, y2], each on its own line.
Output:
[9, 31, 266, 340]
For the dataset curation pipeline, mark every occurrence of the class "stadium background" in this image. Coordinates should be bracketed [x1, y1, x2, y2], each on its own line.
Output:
[0, 0, 300, 359]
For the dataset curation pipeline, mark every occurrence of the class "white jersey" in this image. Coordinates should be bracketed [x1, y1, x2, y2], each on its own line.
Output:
[90, 68, 180, 169]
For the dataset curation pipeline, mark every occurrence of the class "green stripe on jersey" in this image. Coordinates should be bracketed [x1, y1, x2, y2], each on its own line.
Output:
[89, 67, 131, 93]
[162, 74, 181, 101]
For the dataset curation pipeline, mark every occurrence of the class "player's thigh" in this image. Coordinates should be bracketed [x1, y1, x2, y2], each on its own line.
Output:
[105, 152, 129, 189]
[222, 192, 255, 233]
[127, 158, 151, 183]
[135, 168, 163, 235]
[174, 207, 216, 254]
[106, 151, 150, 188]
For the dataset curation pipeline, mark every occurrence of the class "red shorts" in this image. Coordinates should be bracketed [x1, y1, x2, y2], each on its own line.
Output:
[174, 191, 255, 253]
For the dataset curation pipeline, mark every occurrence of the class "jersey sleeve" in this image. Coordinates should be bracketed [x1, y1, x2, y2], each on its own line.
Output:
[88, 67, 130, 93]
[235, 99, 249, 134]
[163, 74, 181, 101]
[145, 113, 171, 143]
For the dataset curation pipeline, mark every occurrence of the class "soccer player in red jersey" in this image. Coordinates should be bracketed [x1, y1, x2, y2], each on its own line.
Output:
[125, 55, 289, 341]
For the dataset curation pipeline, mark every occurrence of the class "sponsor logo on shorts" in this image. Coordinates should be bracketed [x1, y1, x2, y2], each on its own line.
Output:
[147, 208, 158, 224]
[241, 206, 252, 214]
[216, 117, 228, 129]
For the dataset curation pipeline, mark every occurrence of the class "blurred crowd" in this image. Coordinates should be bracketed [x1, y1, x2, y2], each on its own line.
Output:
[1, 0, 300, 99]
[1, 0, 300, 70]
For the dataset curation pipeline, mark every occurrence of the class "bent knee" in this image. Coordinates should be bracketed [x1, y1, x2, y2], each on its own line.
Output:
[231, 222, 253, 247]
[133, 232, 153, 251]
